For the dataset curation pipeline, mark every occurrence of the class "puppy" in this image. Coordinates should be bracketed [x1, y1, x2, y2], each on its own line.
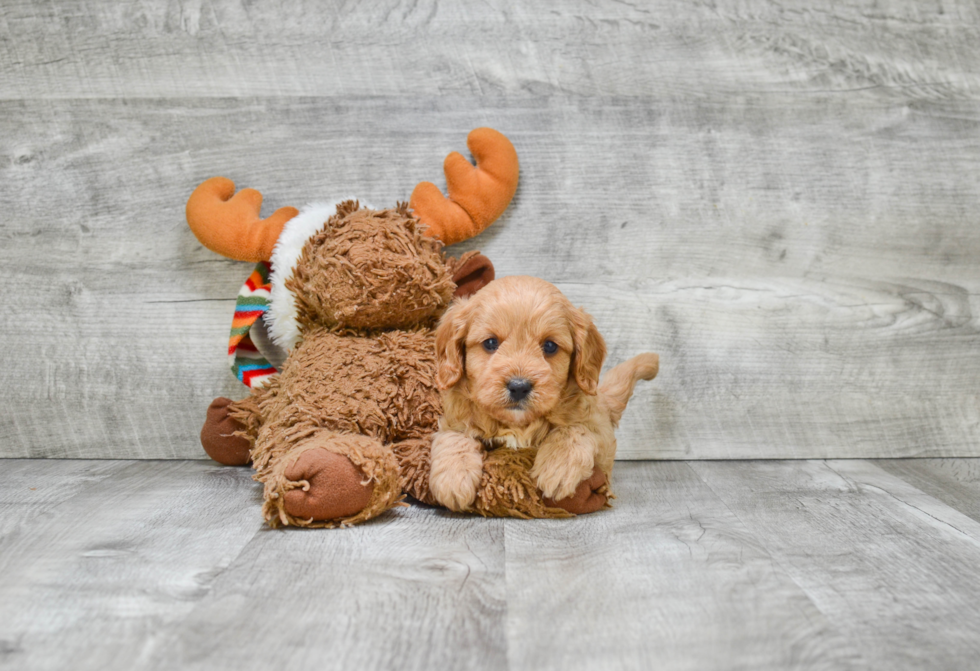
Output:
[429, 275, 659, 512]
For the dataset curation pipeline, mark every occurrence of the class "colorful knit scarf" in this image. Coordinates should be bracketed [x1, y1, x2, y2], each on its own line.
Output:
[229, 262, 278, 389]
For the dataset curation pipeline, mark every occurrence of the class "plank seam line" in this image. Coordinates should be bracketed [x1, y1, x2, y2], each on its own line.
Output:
[687, 459, 872, 665]
[825, 461, 980, 549]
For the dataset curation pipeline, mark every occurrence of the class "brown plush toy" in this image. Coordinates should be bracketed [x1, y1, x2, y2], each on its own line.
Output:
[188, 129, 605, 527]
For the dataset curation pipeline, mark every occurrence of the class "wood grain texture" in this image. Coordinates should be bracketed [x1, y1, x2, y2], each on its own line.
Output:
[144, 505, 507, 671]
[692, 459, 980, 670]
[0, 465, 506, 671]
[504, 461, 864, 670]
[5, 458, 980, 669]
[3, 1, 980, 459]
[876, 458, 980, 524]
[2, 0, 978, 100]
[0, 460, 261, 671]
[0, 459, 132, 538]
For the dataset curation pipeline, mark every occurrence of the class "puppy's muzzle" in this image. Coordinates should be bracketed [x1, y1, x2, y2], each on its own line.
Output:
[506, 377, 533, 405]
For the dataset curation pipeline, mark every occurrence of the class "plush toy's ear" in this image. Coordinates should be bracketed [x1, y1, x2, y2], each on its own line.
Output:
[410, 128, 519, 246]
[568, 306, 607, 396]
[435, 299, 474, 390]
[186, 177, 298, 262]
[451, 253, 495, 299]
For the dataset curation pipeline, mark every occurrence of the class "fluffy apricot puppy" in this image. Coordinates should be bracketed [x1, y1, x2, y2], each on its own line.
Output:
[430, 276, 659, 512]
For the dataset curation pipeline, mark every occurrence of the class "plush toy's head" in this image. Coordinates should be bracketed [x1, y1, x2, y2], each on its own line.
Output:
[288, 201, 455, 332]
[185, 128, 517, 349]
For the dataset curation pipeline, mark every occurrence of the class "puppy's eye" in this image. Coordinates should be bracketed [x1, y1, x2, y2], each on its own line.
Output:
[542, 340, 559, 356]
[482, 337, 499, 352]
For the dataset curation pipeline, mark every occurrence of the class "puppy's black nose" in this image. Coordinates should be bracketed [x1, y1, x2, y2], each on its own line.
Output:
[506, 378, 533, 403]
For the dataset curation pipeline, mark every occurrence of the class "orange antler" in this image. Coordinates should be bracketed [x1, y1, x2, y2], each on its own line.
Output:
[410, 128, 519, 246]
[186, 177, 299, 262]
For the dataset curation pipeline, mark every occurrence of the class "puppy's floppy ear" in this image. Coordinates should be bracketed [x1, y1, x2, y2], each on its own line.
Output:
[435, 298, 473, 390]
[568, 306, 606, 395]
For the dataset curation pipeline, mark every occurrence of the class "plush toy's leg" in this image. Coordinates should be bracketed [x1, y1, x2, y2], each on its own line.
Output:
[259, 431, 404, 528]
[200, 397, 253, 466]
[474, 449, 610, 519]
[391, 435, 609, 518]
[391, 437, 438, 506]
[543, 466, 609, 515]
[283, 449, 374, 520]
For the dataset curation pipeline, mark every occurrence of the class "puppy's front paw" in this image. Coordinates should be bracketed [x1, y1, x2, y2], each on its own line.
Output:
[531, 428, 597, 501]
[429, 431, 484, 512]
[532, 460, 589, 502]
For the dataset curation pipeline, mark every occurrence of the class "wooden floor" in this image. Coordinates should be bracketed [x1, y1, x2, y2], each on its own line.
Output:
[3, 458, 980, 670]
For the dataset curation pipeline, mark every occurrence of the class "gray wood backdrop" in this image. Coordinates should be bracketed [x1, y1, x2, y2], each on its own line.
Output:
[2, 0, 979, 460]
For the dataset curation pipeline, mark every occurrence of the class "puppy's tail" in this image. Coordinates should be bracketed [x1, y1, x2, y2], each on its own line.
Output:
[599, 353, 659, 425]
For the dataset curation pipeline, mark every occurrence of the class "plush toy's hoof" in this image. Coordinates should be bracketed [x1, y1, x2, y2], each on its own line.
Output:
[201, 397, 252, 466]
[283, 449, 375, 521]
[544, 466, 608, 515]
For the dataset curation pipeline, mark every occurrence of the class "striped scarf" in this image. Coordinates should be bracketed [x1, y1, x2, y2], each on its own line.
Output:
[229, 261, 278, 389]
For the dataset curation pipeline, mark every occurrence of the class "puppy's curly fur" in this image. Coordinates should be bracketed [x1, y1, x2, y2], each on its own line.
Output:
[429, 276, 659, 511]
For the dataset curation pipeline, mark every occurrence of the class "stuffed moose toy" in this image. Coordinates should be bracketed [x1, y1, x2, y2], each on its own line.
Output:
[188, 128, 610, 527]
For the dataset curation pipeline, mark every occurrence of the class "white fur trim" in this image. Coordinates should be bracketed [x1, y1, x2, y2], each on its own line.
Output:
[265, 198, 372, 350]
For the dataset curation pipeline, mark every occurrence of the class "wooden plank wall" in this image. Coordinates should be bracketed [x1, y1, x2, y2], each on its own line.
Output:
[2, 0, 979, 459]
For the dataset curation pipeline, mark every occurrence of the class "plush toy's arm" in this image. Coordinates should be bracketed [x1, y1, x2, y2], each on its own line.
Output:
[410, 128, 519, 246]
[200, 395, 267, 466]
